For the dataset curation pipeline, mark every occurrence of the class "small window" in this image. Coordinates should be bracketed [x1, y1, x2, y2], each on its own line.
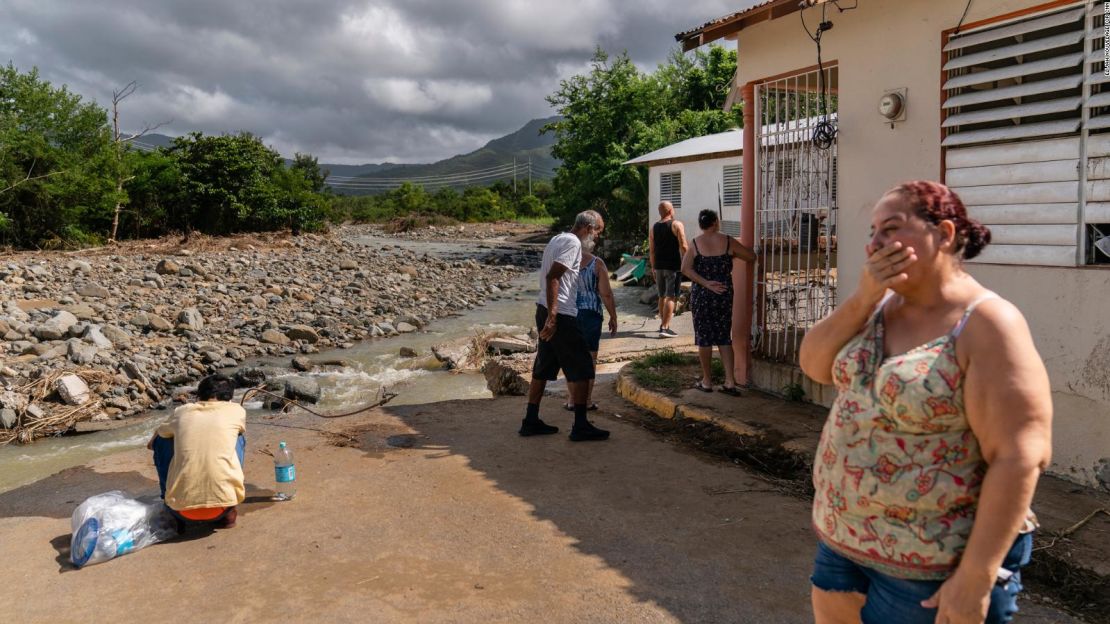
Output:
[776, 158, 795, 187]
[660, 171, 682, 210]
[722, 164, 741, 207]
[1088, 224, 1110, 264]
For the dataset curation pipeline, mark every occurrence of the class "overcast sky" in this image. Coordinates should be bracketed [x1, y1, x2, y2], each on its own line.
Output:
[0, 0, 736, 164]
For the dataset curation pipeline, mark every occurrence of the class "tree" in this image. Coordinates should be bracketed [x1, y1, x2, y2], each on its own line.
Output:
[121, 148, 183, 238]
[290, 152, 328, 193]
[543, 46, 742, 242]
[107, 81, 171, 242]
[0, 64, 117, 248]
[168, 132, 286, 235]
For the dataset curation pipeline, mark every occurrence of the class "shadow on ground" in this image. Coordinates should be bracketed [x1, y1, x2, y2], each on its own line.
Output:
[347, 390, 816, 623]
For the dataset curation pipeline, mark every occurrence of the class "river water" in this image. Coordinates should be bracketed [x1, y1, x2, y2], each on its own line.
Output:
[0, 235, 651, 494]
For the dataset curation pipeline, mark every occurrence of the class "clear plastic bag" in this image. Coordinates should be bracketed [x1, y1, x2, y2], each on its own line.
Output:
[70, 491, 179, 568]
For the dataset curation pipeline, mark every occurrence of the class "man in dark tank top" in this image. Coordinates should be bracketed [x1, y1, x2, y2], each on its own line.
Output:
[648, 201, 687, 337]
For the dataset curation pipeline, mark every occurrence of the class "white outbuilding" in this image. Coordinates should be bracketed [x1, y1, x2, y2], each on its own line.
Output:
[624, 129, 744, 241]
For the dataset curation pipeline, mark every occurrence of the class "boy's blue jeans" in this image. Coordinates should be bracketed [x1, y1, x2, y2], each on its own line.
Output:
[152, 434, 246, 500]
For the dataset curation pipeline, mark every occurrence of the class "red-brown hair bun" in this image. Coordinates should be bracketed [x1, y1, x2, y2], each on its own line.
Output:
[888, 181, 991, 260]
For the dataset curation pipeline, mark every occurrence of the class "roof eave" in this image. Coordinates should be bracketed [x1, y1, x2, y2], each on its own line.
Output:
[624, 149, 745, 168]
[676, 0, 803, 52]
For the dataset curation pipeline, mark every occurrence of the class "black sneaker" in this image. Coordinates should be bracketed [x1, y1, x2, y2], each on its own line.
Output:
[660, 328, 678, 338]
[519, 418, 559, 437]
[569, 422, 610, 442]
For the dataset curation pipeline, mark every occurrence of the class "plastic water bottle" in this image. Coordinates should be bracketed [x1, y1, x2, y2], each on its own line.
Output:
[273, 441, 296, 501]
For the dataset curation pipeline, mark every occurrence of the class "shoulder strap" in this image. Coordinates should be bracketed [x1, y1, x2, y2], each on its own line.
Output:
[693, 239, 701, 255]
[952, 293, 1001, 337]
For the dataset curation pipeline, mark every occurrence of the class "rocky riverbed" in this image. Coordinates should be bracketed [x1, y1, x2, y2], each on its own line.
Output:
[372, 221, 550, 243]
[0, 226, 541, 443]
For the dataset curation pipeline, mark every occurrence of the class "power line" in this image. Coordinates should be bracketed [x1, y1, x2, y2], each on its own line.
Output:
[327, 170, 525, 189]
[326, 167, 520, 187]
[326, 163, 519, 183]
[326, 164, 518, 180]
[325, 162, 557, 190]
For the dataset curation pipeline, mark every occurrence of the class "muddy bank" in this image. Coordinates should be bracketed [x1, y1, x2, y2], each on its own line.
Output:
[0, 225, 540, 443]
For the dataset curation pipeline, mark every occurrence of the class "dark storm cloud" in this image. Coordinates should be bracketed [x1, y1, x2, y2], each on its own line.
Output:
[0, 0, 734, 163]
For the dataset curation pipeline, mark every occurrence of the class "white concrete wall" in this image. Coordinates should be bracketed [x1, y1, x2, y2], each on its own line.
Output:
[647, 156, 743, 244]
[732, 0, 1110, 487]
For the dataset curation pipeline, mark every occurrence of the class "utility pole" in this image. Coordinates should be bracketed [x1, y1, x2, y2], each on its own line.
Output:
[513, 157, 517, 195]
[528, 156, 532, 196]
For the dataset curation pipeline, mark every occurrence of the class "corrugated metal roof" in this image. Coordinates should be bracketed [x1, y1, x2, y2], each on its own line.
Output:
[675, 0, 801, 50]
[674, 1, 777, 41]
[624, 114, 837, 166]
[624, 130, 743, 166]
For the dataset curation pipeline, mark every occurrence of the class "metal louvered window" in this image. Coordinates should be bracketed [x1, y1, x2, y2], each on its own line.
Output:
[942, 5, 1085, 148]
[943, 2, 1110, 267]
[660, 171, 682, 210]
[722, 164, 741, 206]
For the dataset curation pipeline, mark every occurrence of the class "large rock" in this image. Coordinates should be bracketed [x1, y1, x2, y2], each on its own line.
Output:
[34, 310, 78, 340]
[482, 354, 532, 396]
[156, 259, 181, 275]
[285, 325, 319, 343]
[149, 314, 174, 332]
[100, 325, 132, 348]
[233, 367, 268, 388]
[68, 341, 99, 365]
[177, 307, 204, 331]
[261, 329, 291, 345]
[432, 338, 475, 371]
[396, 322, 417, 334]
[0, 391, 28, 412]
[55, 374, 91, 405]
[338, 258, 358, 270]
[67, 260, 92, 273]
[83, 325, 114, 349]
[291, 356, 313, 372]
[487, 335, 535, 355]
[76, 284, 110, 299]
[0, 408, 16, 429]
[284, 376, 321, 404]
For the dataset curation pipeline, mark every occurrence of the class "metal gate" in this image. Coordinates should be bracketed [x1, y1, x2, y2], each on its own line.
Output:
[753, 66, 839, 364]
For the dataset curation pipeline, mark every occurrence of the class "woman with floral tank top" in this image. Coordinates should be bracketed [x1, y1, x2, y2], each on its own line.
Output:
[799, 181, 1052, 624]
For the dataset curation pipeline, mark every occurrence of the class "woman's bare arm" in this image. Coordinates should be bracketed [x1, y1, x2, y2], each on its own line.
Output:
[596, 259, 618, 335]
[680, 242, 701, 284]
[924, 300, 1052, 620]
[727, 236, 756, 263]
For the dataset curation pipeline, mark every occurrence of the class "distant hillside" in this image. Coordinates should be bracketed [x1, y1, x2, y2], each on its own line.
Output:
[126, 116, 562, 194]
[335, 116, 561, 195]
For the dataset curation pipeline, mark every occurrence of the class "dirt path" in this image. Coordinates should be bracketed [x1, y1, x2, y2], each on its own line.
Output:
[0, 379, 1082, 623]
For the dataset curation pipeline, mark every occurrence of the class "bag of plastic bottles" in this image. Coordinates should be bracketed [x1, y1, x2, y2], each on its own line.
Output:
[69, 491, 179, 568]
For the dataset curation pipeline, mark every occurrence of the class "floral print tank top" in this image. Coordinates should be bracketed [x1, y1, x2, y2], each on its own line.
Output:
[812, 295, 998, 580]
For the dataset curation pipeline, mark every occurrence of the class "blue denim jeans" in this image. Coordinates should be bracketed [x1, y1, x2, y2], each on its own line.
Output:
[152, 434, 246, 500]
[811, 532, 1033, 624]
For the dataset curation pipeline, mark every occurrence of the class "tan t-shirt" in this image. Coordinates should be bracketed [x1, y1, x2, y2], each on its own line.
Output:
[156, 400, 247, 511]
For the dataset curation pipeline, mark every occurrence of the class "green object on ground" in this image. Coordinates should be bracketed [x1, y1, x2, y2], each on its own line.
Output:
[616, 254, 648, 284]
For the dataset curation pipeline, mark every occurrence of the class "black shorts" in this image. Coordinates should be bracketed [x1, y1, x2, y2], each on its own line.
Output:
[532, 305, 596, 382]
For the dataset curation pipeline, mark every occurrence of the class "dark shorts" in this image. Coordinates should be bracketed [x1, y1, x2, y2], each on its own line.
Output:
[655, 270, 681, 299]
[533, 305, 596, 382]
[576, 309, 604, 352]
[811, 532, 1033, 624]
